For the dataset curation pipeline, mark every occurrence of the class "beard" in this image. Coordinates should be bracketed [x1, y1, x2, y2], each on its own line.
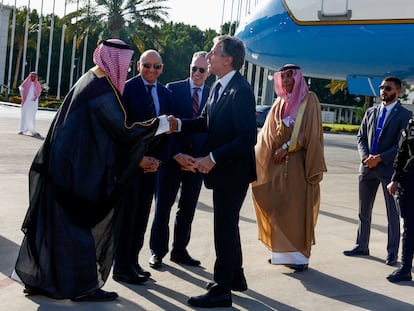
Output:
[382, 92, 397, 103]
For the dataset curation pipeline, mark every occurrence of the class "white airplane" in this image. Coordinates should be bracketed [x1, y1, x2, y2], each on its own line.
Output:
[235, 0, 414, 95]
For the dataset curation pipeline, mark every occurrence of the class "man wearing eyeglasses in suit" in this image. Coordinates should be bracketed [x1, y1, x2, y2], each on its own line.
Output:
[112, 49, 173, 285]
[344, 76, 412, 267]
[148, 51, 211, 269]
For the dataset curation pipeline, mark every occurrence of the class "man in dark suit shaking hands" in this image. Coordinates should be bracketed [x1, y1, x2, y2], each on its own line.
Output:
[344, 76, 412, 266]
[169, 35, 257, 308]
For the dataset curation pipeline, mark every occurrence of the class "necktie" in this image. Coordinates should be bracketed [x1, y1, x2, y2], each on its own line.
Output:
[210, 82, 221, 112]
[371, 107, 387, 154]
[192, 87, 200, 117]
[147, 84, 156, 117]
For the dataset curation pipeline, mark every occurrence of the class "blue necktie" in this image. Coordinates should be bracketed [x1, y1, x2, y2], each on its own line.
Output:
[371, 107, 387, 154]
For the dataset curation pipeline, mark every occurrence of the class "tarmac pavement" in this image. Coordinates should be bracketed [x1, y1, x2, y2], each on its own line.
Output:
[0, 102, 413, 310]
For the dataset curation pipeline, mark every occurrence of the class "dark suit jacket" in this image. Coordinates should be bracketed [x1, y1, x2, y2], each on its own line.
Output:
[123, 75, 173, 122]
[122, 75, 173, 161]
[357, 102, 412, 177]
[166, 78, 210, 158]
[181, 72, 257, 189]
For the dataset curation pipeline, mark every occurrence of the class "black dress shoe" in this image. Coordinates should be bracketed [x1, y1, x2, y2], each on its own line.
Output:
[137, 264, 151, 277]
[387, 269, 412, 283]
[170, 251, 201, 266]
[385, 253, 398, 266]
[188, 286, 232, 308]
[343, 246, 370, 256]
[112, 270, 148, 285]
[149, 254, 162, 269]
[72, 289, 118, 302]
[285, 264, 309, 271]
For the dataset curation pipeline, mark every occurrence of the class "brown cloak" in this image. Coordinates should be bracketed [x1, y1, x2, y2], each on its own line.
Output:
[252, 92, 327, 258]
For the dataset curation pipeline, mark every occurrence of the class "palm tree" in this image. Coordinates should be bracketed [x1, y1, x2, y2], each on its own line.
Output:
[66, 0, 169, 53]
[326, 79, 347, 95]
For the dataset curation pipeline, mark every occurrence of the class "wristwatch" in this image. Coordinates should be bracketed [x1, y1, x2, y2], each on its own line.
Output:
[282, 141, 290, 150]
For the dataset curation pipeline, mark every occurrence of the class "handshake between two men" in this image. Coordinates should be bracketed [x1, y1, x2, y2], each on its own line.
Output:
[156, 114, 214, 175]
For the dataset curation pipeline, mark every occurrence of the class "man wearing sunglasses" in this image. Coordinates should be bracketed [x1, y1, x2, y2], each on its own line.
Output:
[148, 51, 210, 269]
[112, 49, 173, 285]
[344, 76, 412, 267]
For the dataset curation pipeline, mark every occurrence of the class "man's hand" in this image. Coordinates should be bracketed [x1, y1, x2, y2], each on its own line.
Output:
[387, 181, 399, 196]
[273, 147, 288, 165]
[174, 153, 197, 172]
[167, 115, 178, 133]
[363, 154, 382, 168]
[139, 156, 161, 173]
[196, 156, 215, 174]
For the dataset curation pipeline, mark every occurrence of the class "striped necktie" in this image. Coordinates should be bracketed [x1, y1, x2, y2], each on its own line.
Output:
[192, 87, 200, 117]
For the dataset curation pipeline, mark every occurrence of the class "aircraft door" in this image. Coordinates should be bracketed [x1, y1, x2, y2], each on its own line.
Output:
[318, 0, 352, 21]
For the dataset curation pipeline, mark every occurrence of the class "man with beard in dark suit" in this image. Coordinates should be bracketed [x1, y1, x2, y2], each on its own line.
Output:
[344, 76, 412, 266]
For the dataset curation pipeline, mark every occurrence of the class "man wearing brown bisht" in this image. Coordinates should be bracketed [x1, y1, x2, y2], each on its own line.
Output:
[252, 64, 326, 271]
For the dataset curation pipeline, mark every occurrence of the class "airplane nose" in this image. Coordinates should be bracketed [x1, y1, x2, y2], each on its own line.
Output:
[235, 0, 295, 71]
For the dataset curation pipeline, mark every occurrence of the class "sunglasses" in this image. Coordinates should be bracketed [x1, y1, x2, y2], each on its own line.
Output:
[142, 63, 163, 70]
[191, 66, 207, 74]
[379, 85, 392, 91]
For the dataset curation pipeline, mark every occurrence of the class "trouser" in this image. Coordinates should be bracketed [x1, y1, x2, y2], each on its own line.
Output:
[398, 179, 414, 272]
[213, 184, 248, 291]
[151, 162, 203, 257]
[114, 170, 156, 270]
[357, 173, 400, 255]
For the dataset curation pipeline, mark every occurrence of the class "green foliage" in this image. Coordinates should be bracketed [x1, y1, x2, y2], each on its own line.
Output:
[352, 106, 367, 125]
[39, 98, 62, 109]
[158, 22, 218, 84]
[309, 78, 351, 106]
[7, 96, 21, 104]
[322, 123, 359, 133]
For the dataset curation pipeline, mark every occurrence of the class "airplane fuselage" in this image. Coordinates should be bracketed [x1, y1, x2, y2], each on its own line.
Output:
[235, 0, 414, 85]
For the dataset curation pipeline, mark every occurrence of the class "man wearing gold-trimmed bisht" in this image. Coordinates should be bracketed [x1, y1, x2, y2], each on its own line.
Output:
[252, 64, 327, 271]
[14, 39, 163, 301]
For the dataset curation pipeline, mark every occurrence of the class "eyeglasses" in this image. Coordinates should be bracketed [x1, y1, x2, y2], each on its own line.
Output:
[191, 66, 206, 74]
[142, 63, 163, 70]
[379, 85, 393, 91]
